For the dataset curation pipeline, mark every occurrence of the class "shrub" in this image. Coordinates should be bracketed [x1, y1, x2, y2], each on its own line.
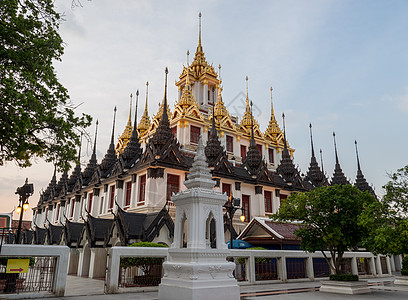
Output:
[329, 274, 359, 281]
[401, 256, 408, 275]
[120, 242, 168, 272]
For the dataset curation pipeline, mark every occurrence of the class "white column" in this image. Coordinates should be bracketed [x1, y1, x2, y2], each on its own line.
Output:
[306, 256, 314, 280]
[375, 256, 383, 276]
[351, 257, 358, 275]
[279, 255, 287, 282]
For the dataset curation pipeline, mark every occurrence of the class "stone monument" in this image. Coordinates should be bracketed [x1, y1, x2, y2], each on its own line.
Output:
[158, 136, 240, 300]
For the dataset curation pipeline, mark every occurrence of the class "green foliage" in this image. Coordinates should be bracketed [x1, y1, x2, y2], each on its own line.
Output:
[0, 0, 92, 170]
[272, 184, 376, 275]
[329, 274, 359, 281]
[401, 256, 408, 275]
[359, 166, 408, 256]
[237, 247, 268, 264]
[120, 242, 168, 272]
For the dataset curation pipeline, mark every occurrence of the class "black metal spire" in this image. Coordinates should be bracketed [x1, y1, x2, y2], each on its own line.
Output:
[243, 101, 262, 174]
[304, 123, 327, 187]
[100, 107, 118, 176]
[82, 121, 99, 186]
[151, 67, 173, 152]
[121, 89, 142, 168]
[320, 148, 324, 175]
[330, 132, 349, 185]
[276, 113, 302, 186]
[354, 140, 375, 195]
[309, 123, 315, 158]
[205, 106, 223, 166]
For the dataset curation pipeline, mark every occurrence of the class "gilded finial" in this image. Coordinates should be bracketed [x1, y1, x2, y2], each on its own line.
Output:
[128, 93, 133, 123]
[187, 50, 190, 66]
[270, 86, 274, 116]
[246, 76, 249, 100]
[218, 64, 222, 84]
[198, 12, 202, 46]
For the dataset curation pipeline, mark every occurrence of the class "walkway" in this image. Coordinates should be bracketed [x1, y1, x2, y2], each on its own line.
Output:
[53, 275, 408, 300]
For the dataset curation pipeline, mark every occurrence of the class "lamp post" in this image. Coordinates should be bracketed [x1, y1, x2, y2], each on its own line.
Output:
[224, 194, 245, 249]
[15, 178, 34, 244]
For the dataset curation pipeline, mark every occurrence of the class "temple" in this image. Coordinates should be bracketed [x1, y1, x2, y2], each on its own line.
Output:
[24, 13, 375, 278]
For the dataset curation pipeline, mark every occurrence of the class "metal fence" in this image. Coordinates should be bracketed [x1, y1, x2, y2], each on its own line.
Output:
[0, 257, 57, 294]
[118, 257, 164, 288]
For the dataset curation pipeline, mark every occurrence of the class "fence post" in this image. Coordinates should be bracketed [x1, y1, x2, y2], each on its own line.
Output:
[53, 247, 69, 296]
[278, 255, 287, 282]
[248, 254, 256, 283]
[306, 255, 314, 281]
[386, 256, 392, 275]
[351, 257, 358, 275]
[375, 256, 383, 276]
[105, 247, 120, 294]
[370, 256, 377, 277]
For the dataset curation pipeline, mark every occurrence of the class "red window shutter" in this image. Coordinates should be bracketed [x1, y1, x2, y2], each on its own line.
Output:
[125, 182, 132, 206]
[55, 204, 60, 222]
[109, 185, 115, 209]
[139, 175, 146, 203]
[268, 148, 274, 164]
[226, 135, 233, 153]
[242, 195, 250, 222]
[70, 201, 74, 218]
[88, 193, 93, 213]
[240, 145, 247, 160]
[264, 191, 272, 213]
[190, 126, 201, 144]
[167, 174, 180, 201]
[222, 183, 231, 197]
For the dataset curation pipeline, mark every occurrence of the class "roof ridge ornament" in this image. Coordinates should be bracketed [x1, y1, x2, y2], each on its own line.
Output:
[265, 86, 282, 140]
[137, 81, 151, 134]
[354, 140, 375, 195]
[330, 132, 349, 186]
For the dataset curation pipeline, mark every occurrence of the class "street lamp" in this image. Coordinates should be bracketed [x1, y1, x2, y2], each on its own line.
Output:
[224, 194, 246, 249]
[15, 178, 34, 244]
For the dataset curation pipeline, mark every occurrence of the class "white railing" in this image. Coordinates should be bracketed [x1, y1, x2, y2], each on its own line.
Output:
[105, 247, 392, 293]
[0, 245, 69, 297]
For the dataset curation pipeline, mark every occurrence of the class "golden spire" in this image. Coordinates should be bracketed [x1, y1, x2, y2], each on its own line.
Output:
[115, 94, 134, 155]
[240, 76, 253, 129]
[137, 81, 151, 134]
[213, 64, 228, 120]
[186, 12, 216, 80]
[265, 86, 282, 138]
[198, 12, 202, 51]
[178, 50, 197, 109]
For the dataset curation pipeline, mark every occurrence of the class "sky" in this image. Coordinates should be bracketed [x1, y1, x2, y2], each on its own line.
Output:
[1, 0, 408, 220]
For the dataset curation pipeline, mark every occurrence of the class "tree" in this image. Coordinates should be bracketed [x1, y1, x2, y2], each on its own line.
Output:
[272, 184, 376, 275]
[0, 0, 92, 170]
[359, 166, 408, 256]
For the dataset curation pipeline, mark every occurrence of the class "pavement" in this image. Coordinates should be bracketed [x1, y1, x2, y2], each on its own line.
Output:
[43, 275, 408, 300]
